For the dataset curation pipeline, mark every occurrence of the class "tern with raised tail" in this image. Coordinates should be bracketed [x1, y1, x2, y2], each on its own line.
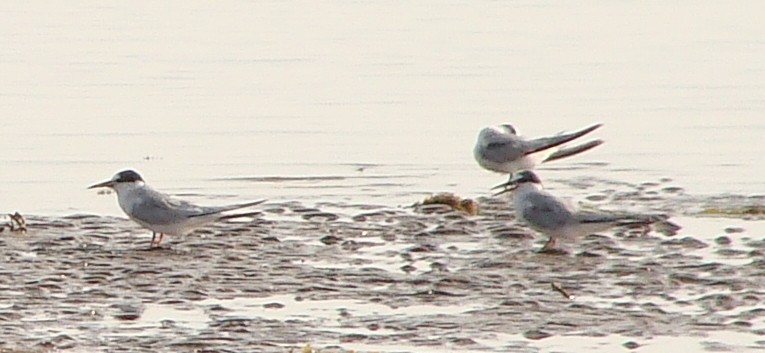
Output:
[89, 170, 265, 248]
[474, 123, 604, 178]
[494, 170, 673, 253]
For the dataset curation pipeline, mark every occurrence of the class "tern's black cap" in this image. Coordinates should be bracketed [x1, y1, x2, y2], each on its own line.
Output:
[514, 170, 542, 184]
[114, 170, 144, 183]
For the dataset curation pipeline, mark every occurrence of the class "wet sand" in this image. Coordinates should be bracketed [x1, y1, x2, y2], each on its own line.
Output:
[1, 178, 764, 353]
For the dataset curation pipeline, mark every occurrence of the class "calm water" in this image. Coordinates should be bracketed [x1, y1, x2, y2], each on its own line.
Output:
[0, 1, 763, 216]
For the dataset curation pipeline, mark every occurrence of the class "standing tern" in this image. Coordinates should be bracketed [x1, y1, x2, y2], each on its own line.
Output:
[474, 123, 604, 178]
[494, 170, 671, 253]
[89, 170, 265, 248]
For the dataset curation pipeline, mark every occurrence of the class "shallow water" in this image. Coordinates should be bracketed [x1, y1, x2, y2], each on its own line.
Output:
[0, 0, 763, 216]
[0, 1, 763, 352]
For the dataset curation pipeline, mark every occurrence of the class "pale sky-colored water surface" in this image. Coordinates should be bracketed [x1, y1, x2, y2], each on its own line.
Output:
[0, 1, 763, 215]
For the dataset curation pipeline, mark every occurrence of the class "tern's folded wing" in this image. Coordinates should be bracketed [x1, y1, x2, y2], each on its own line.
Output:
[523, 123, 602, 155]
[190, 199, 266, 218]
[518, 192, 574, 230]
[128, 189, 201, 226]
[575, 211, 666, 226]
[478, 135, 527, 163]
[543, 139, 604, 163]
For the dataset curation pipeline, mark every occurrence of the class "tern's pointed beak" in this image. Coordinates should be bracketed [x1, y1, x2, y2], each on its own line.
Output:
[491, 175, 523, 196]
[88, 180, 114, 189]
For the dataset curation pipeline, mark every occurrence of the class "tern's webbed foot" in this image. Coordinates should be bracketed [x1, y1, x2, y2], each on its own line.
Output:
[538, 237, 569, 255]
[140, 246, 167, 252]
[537, 247, 570, 256]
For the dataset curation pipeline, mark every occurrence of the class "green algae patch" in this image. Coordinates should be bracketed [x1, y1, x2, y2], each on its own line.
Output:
[700, 205, 765, 219]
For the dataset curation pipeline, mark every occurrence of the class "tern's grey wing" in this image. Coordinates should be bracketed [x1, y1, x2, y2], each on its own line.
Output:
[574, 210, 666, 226]
[517, 191, 574, 231]
[188, 199, 266, 218]
[543, 139, 604, 163]
[477, 133, 526, 164]
[573, 211, 625, 226]
[522, 123, 602, 155]
[128, 188, 204, 226]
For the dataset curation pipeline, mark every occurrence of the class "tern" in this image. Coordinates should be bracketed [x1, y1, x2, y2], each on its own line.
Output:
[474, 123, 604, 178]
[494, 170, 670, 253]
[89, 170, 265, 247]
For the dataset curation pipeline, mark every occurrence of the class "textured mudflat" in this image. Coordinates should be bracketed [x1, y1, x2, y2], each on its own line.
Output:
[1, 183, 764, 353]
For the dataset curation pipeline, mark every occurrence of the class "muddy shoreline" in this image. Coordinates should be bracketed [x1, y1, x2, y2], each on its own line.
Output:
[0, 189, 764, 352]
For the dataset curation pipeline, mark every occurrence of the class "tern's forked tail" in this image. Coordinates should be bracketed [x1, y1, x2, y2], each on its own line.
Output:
[524, 123, 603, 155]
[544, 139, 604, 163]
[189, 199, 266, 218]
[216, 211, 262, 221]
[577, 211, 668, 226]
[218, 199, 267, 212]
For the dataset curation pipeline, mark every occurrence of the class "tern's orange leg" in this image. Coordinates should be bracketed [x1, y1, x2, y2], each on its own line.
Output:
[541, 237, 558, 251]
[149, 232, 165, 248]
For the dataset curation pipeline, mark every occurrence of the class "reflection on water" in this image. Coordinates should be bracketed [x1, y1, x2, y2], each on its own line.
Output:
[0, 1, 762, 216]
